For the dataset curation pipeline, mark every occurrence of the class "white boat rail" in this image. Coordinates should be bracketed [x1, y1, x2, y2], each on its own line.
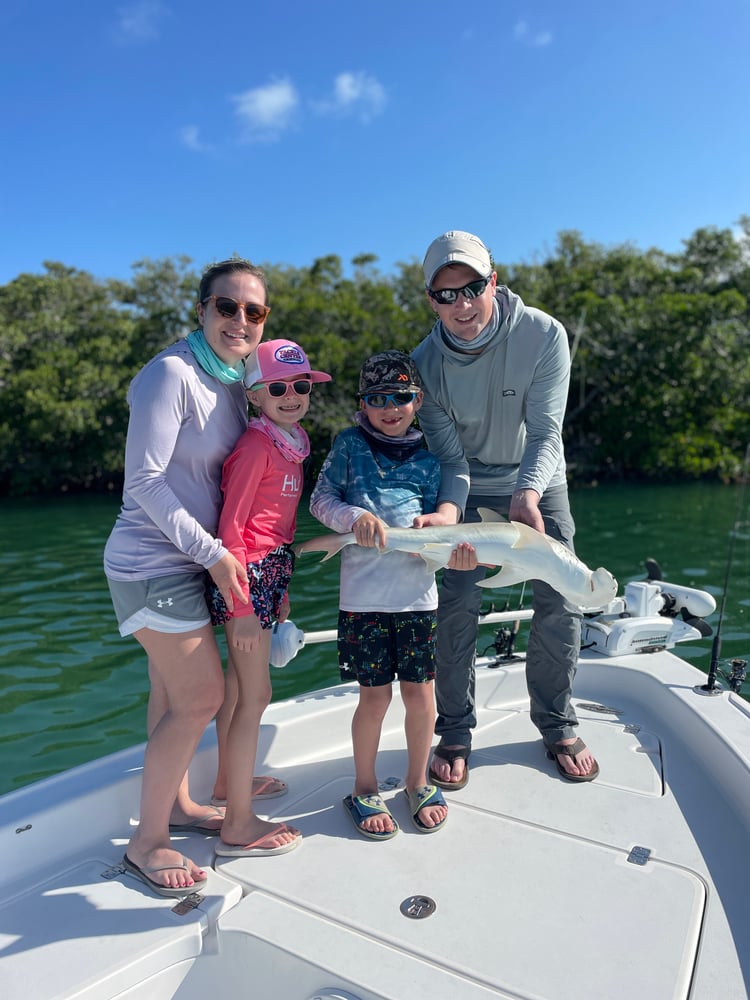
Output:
[300, 608, 534, 647]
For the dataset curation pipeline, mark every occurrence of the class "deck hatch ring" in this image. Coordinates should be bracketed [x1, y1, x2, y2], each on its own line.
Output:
[378, 775, 404, 791]
[576, 702, 623, 715]
[400, 894, 437, 919]
[624, 723, 642, 734]
[172, 893, 203, 914]
[101, 862, 127, 880]
[308, 992, 363, 1000]
[627, 845, 652, 866]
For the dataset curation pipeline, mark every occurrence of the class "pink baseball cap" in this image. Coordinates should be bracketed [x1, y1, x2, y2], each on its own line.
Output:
[244, 339, 332, 388]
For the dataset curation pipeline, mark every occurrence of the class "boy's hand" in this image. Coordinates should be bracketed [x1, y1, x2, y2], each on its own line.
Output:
[278, 595, 290, 623]
[353, 512, 388, 548]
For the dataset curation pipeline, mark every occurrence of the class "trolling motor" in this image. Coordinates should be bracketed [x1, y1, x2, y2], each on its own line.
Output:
[581, 561, 716, 656]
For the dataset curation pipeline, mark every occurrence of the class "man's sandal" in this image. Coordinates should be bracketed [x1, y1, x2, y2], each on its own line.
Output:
[545, 738, 599, 782]
[428, 744, 470, 790]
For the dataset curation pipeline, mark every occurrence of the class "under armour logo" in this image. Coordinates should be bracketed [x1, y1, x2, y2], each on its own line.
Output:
[156, 598, 174, 608]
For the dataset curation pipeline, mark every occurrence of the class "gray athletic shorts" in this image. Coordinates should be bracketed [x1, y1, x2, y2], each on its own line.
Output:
[107, 572, 211, 637]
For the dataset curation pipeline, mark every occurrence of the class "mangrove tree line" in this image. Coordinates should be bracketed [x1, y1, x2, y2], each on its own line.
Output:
[0, 221, 748, 497]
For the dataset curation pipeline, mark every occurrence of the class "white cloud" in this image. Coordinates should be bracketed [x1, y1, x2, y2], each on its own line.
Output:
[312, 71, 387, 123]
[179, 125, 211, 153]
[114, 1, 168, 43]
[232, 77, 299, 142]
[514, 19, 552, 47]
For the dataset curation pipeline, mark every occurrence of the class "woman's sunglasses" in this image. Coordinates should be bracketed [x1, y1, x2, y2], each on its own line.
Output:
[251, 380, 312, 397]
[201, 295, 270, 324]
[427, 275, 492, 305]
[362, 391, 418, 408]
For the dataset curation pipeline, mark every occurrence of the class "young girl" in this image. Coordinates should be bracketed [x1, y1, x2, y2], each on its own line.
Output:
[208, 339, 331, 857]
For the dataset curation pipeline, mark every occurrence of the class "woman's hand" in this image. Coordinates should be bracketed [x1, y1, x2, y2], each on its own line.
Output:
[209, 552, 249, 612]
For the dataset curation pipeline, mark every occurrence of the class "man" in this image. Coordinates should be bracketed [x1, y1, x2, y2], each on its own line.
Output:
[412, 230, 598, 786]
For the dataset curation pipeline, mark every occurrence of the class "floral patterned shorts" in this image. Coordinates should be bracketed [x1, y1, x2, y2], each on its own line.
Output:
[207, 545, 295, 629]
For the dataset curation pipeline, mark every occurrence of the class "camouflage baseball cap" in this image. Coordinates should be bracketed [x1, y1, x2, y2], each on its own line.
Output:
[358, 350, 422, 395]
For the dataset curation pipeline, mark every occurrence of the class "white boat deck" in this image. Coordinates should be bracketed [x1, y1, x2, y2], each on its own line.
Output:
[2, 648, 750, 999]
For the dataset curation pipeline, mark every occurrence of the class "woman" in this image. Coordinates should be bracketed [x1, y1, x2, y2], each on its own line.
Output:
[104, 258, 269, 895]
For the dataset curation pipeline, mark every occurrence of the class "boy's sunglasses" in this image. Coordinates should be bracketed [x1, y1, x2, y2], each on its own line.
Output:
[362, 391, 418, 408]
[427, 275, 492, 305]
[201, 295, 271, 324]
[252, 380, 312, 397]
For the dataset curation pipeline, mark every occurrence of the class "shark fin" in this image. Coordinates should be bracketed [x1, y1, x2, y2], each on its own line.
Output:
[419, 542, 454, 574]
[477, 563, 530, 589]
[477, 507, 508, 523]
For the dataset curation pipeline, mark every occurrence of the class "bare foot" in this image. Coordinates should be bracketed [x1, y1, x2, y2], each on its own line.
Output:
[350, 792, 396, 835]
[415, 799, 448, 829]
[210, 775, 288, 804]
[430, 744, 468, 785]
[220, 815, 300, 849]
[169, 804, 224, 831]
[550, 738, 597, 777]
[125, 845, 206, 889]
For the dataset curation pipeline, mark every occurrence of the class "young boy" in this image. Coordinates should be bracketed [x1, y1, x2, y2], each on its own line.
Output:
[310, 351, 448, 838]
[208, 338, 331, 856]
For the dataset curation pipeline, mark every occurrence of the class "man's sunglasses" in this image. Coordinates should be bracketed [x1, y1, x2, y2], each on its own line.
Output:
[201, 295, 271, 324]
[251, 380, 312, 397]
[362, 391, 418, 408]
[427, 275, 492, 305]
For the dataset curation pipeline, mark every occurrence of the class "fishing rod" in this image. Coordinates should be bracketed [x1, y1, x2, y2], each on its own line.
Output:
[700, 442, 750, 695]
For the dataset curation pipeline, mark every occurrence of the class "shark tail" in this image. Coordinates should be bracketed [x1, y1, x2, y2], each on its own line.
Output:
[293, 533, 354, 563]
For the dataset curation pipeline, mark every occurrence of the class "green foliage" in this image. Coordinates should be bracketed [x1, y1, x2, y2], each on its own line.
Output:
[0, 225, 748, 496]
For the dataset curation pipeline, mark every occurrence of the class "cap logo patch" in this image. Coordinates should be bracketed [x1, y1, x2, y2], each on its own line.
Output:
[274, 345, 305, 365]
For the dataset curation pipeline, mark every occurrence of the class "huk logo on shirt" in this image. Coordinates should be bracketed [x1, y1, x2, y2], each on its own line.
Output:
[502, 389, 516, 397]
[281, 473, 300, 495]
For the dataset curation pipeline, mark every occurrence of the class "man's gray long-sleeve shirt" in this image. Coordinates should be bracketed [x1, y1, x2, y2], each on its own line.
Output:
[411, 287, 570, 515]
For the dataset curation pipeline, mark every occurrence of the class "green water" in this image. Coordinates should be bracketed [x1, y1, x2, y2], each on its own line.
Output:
[1, 484, 748, 795]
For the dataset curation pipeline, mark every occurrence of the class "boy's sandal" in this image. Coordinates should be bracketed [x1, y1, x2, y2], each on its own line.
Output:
[428, 744, 471, 790]
[404, 785, 448, 834]
[343, 793, 399, 840]
[545, 737, 600, 782]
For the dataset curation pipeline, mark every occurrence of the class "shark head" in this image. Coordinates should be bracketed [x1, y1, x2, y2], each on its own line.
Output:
[584, 568, 619, 610]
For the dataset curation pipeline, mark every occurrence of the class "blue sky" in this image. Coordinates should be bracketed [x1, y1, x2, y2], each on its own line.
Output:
[2, 1, 748, 286]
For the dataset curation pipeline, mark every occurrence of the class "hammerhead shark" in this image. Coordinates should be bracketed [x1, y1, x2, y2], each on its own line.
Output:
[295, 510, 618, 611]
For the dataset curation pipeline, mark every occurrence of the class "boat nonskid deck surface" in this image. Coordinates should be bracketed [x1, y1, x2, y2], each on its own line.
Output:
[2, 650, 750, 999]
